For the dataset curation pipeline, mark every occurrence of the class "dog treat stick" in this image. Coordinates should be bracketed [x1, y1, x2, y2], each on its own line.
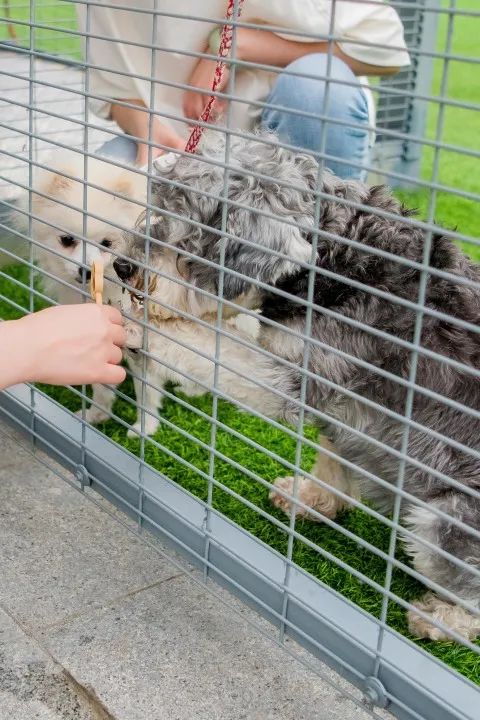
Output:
[90, 260, 104, 305]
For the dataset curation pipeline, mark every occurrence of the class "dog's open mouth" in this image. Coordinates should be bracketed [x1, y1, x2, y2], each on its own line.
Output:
[121, 287, 144, 311]
[129, 291, 144, 309]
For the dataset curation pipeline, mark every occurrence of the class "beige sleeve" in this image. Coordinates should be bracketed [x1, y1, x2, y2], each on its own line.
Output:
[75, 3, 146, 116]
[271, 2, 411, 69]
[336, 2, 411, 67]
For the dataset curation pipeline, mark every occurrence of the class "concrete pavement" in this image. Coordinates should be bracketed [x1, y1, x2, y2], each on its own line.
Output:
[0, 418, 382, 720]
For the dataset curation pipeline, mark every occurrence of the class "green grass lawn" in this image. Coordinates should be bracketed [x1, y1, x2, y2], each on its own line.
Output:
[396, 0, 480, 260]
[1, 0, 479, 686]
[0, 0, 81, 59]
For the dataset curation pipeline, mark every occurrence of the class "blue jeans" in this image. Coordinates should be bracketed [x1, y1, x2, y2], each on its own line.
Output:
[262, 54, 370, 180]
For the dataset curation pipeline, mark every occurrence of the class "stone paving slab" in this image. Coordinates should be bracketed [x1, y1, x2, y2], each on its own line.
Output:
[0, 418, 382, 720]
[0, 607, 109, 720]
[0, 430, 183, 633]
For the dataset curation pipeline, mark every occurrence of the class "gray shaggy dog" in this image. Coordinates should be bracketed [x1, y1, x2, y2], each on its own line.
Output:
[115, 133, 480, 642]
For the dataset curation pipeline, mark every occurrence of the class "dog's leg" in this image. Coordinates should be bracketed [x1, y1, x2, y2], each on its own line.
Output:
[270, 437, 355, 520]
[79, 383, 115, 425]
[404, 496, 480, 641]
[121, 323, 163, 438]
[127, 360, 163, 439]
[408, 593, 480, 642]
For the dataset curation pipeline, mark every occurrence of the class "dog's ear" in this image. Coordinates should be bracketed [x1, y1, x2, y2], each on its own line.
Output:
[219, 203, 313, 300]
[177, 140, 316, 300]
[13, 166, 75, 230]
[112, 176, 134, 199]
[45, 171, 74, 196]
[151, 153, 224, 247]
[112, 169, 147, 207]
[217, 139, 316, 299]
[154, 136, 316, 300]
[31, 166, 75, 209]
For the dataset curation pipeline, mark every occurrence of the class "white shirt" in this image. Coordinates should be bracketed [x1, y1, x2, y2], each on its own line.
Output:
[77, 0, 410, 136]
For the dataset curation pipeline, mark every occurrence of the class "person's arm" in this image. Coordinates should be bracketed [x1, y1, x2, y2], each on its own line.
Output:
[0, 304, 127, 391]
[183, 27, 400, 121]
[110, 99, 185, 166]
[235, 28, 400, 76]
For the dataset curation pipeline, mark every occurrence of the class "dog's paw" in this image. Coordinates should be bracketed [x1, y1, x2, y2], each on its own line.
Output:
[407, 593, 480, 641]
[76, 406, 110, 425]
[125, 321, 143, 350]
[269, 475, 342, 520]
[127, 416, 160, 439]
[269, 476, 316, 520]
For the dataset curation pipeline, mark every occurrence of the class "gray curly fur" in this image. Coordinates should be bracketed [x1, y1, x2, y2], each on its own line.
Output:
[126, 132, 480, 615]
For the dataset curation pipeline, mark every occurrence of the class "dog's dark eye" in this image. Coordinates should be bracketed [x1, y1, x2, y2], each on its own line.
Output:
[101, 238, 112, 248]
[60, 235, 76, 248]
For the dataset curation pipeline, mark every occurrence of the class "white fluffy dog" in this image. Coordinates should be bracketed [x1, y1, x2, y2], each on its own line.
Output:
[18, 152, 146, 305]
[16, 151, 146, 424]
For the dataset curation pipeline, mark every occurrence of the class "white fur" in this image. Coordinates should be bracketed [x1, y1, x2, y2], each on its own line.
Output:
[123, 309, 289, 439]
[17, 151, 147, 423]
[17, 151, 146, 306]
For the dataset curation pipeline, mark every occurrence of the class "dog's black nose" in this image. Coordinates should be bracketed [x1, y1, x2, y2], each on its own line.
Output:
[77, 267, 91, 281]
[113, 257, 135, 281]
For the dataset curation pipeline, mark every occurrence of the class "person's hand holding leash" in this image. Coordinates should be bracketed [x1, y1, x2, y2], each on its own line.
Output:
[183, 56, 230, 123]
[110, 99, 185, 166]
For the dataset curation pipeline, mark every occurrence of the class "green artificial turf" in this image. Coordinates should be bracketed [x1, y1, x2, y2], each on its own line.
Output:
[1, 0, 479, 687]
[395, 0, 480, 261]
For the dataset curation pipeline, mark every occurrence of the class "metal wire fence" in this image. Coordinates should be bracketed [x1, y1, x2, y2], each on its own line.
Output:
[0, 1, 479, 719]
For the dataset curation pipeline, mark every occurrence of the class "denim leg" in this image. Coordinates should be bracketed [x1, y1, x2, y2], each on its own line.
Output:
[96, 134, 138, 164]
[262, 54, 370, 180]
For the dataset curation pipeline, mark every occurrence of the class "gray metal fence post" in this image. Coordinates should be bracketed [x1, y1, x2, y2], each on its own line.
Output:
[370, 0, 440, 187]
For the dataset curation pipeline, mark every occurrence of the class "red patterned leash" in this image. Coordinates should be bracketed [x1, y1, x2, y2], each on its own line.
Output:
[184, 0, 244, 154]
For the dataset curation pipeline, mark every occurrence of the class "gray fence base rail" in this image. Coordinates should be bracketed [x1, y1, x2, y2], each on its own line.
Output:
[1, 384, 477, 720]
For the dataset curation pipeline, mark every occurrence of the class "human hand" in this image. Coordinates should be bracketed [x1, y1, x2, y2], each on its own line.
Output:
[18, 304, 127, 386]
[183, 57, 230, 123]
[111, 99, 185, 166]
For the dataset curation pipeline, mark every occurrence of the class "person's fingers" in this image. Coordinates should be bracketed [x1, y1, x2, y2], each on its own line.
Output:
[136, 144, 150, 166]
[151, 146, 165, 160]
[171, 136, 186, 151]
[184, 91, 198, 117]
[136, 143, 162, 166]
[136, 142, 170, 166]
[102, 364, 127, 385]
[102, 305, 124, 325]
[213, 99, 227, 117]
[183, 96, 196, 120]
[107, 344, 124, 366]
[111, 323, 127, 347]
[184, 92, 208, 121]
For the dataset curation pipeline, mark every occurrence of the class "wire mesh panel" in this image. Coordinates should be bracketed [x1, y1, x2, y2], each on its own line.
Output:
[0, 2, 479, 719]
